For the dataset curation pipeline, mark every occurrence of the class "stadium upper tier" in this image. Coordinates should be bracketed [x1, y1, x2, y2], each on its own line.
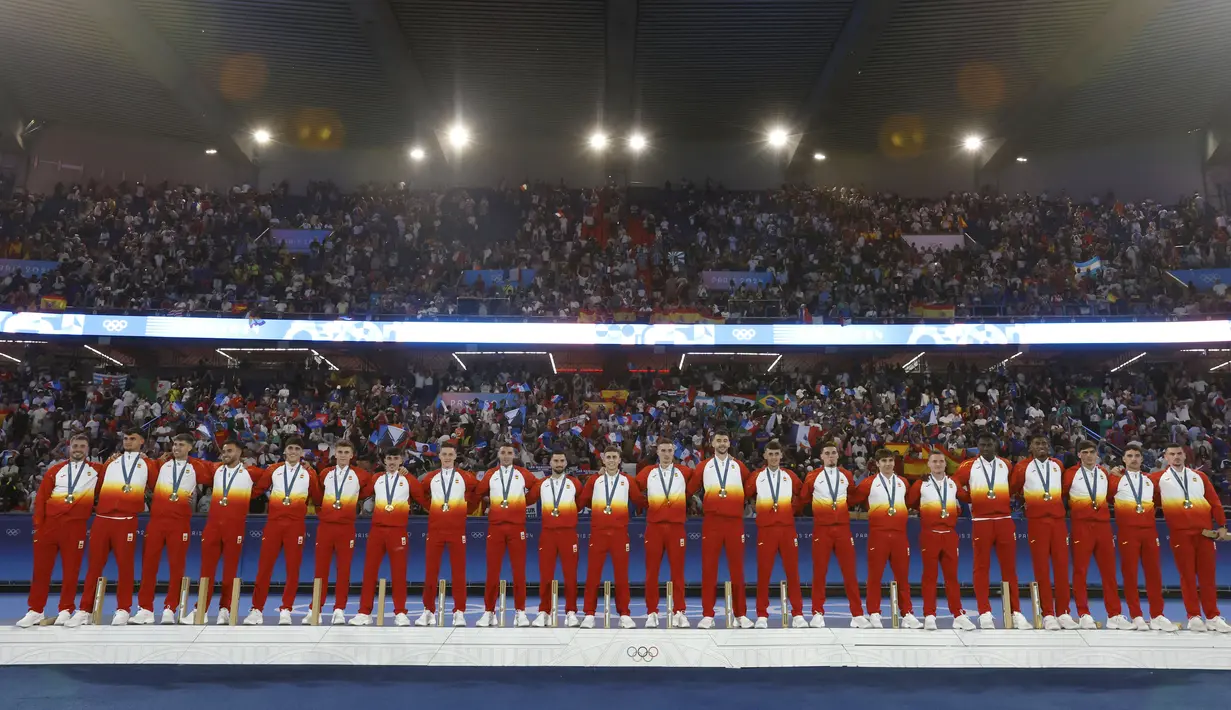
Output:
[0, 180, 1226, 325]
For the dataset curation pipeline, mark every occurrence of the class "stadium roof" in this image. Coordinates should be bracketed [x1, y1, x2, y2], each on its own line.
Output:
[1, 0, 1229, 166]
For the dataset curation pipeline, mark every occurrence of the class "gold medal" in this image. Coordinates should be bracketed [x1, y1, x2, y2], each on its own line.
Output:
[501, 501, 509, 509]
[718, 489, 727, 498]
[385, 504, 394, 513]
[604, 506, 612, 515]
[941, 509, 949, 518]
[1091, 503, 1098, 511]
[65, 494, 74, 504]
[1043, 492, 1051, 501]
[1136, 504, 1144, 514]
[831, 502, 837, 511]
[282, 497, 292, 506]
[888, 507, 896, 516]
[442, 504, 450, 512]
[552, 509, 560, 517]
[772, 504, 778, 513]
[1184, 500, 1193, 509]
[122, 484, 132, 493]
[220, 497, 228, 507]
[169, 493, 179, 502]
[333, 501, 342, 510]
[987, 491, 996, 500]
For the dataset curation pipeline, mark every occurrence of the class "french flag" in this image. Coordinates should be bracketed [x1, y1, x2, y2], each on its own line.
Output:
[741, 418, 759, 434]
[606, 432, 623, 444]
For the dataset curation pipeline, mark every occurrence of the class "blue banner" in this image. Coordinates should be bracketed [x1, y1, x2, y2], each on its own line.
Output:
[1169, 269, 1231, 292]
[461, 269, 536, 290]
[271, 228, 331, 254]
[0, 260, 59, 277]
[1, 514, 1223, 590]
[436, 392, 521, 410]
[701, 271, 782, 291]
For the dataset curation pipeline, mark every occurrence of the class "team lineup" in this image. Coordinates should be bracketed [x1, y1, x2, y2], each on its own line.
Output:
[13, 429, 1231, 633]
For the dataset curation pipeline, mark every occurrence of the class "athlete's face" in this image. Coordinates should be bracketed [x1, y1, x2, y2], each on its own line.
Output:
[550, 454, 568, 474]
[1122, 449, 1143, 471]
[1078, 448, 1098, 468]
[284, 444, 303, 464]
[656, 443, 674, 465]
[69, 439, 88, 461]
[123, 433, 143, 452]
[171, 440, 192, 459]
[1164, 447, 1185, 468]
[978, 437, 998, 461]
[602, 451, 621, 471]
[384, 454, 403, 473]
[334, 447, 353, 466]
[712, 435, 730, 455]
[821, 447, 838, 467]
[877, 457, 896, 475]
[498, 447, 516, 467]
[439, 448, 457, 468]
[1030, 438, 1050, 460]
[220, 444, 241, 466]
[927, 453, 946, 475]
[764, 449, 782, 468]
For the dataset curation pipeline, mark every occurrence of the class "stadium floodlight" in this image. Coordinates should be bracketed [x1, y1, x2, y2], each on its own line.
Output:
[204, 148, 218, 155]
[813, 152, 826, 161]
[962, 134, 983, 151]
[589, 132, 609, 151]
[1016, 156, 1028, 163]
[767, 127, 789, 148]
[448, 124, 470, 149]
[628, 132, 647, 153]
[409, 146, 426, 161]
[252, 129, 272, 145]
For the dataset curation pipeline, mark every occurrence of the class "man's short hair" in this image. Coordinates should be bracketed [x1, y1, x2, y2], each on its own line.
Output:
[1123, 443, 1143, 454]
[603, 445, 622, 455]
[283, 435, 304, 448]
[439, 441, 458, 454]
[764, 440, 783, 452]
[335, 440, 354, 451]
[123, 428, 145, 438]
[874, 448, 896, 461]
[1164, 443, 1184, 452]
[1077, 440, 1097, 453]
[172, 433, 194, 446]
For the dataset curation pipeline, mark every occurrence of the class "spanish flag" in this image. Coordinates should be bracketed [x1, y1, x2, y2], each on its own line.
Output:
[39, 295, 67, 311]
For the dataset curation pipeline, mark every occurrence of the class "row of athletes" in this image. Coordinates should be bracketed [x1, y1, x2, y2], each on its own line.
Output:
[13, 429, 1230, 632]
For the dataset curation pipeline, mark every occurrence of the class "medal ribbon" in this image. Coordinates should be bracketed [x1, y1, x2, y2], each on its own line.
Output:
[550, 475, 567, 512]
[384, 471, 398, 506]
[440, 469, 456, 507]
[282, 462, 301, 501]
[767, 469, 783, 506]
[824, 467, 840, 505]
[880, 474, 897, 512]
[715, 457, 731, 492]
[65, 461, 86, 497]
[170, 460, 189, 496]
[978, 459, 996, 495]
[1171, 467, 1190, 505]
[500, 466, 515, 504]
[119, 453, 138, 489]
[332, 466, 349, 503]
[1125, 471, 1145, 509]
[219, 465, 240, 499]
[603, 472, 618, 509]
[931, 476, 948, 511]
[1032, 460, 1050, 496]
[657, 465, 674, 503]
[1080, 466, 1099, 504]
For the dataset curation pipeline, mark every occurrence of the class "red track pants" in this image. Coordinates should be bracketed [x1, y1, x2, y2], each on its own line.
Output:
[1118, 526, 1163, 620]
[138, 518, 191, 612]
[358, 526, 408, 615]
[700, 517, 747, 619]
[423, 531, 467, 612]
[811, 525, 863, 616]
[1170, 529, 1221, 619]
[484, 525, 527, 612]
[251, 518, 306, 612]
[80, 516, 138, 614]
[583, 529, 631, 616]
[645, 522, 686, 614]
[755, 525, 803, 619]
[972, 518, 1020, 614]
[27, 519, 88, 613]
[313, 522, 356, 611]
[198, 521, 244, 612]
[537, 528, 579, 613]
[866, 529, 912, 616]
[1026, 517, 1071, 617]
[1071, 519, 1121, 617]
[920, 530, 963, 617]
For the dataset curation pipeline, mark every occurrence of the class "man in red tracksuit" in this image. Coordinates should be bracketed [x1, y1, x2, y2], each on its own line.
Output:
[350, 450, 425, 626]
[746, 441, 805, 628]
[798, 441, 869, 628]
[696, 430, 753, 629]
[132, 433, 215, 625]
[1109, 443, 1173, 631]
[578, 446, 646, 629]
[531, 450, 582, 627]
[850, 448, 921, 629]
[76, 429, 156, 626]
[310, 439, 371, 625]
[193, 439, 265, 625]
[16, 435, 103, 628]
[908, 450, 975, 631]
[1154, 443, 1230, 632]
[953, 433, 1030, 629]
[475, 443, 538, 628]
[245, 436, 321, 625]
[1063, 440, 1130, 630]
[1009, 434, 1075, 631]
[418, 441, 479, 627]
[635, 440, 699, 628]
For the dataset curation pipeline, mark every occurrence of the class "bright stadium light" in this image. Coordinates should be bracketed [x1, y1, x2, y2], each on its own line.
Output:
[628, 132, 647, 153]
[813, 152, 826, 161]
[962, 134, 983, 151]
[1016, 156, 1028, 163]
[589, 131, 609, 151]
[409, 146, 426, 161]
[767, 127, 789, 148]
[448, 124, 470, 148]
[252, 129, 272, 145]
[204, 148, 218, 155]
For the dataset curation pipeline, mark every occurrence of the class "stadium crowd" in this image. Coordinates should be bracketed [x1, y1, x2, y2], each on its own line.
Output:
[0, 355, 1228, 515]
[0, 178, 1228, 323]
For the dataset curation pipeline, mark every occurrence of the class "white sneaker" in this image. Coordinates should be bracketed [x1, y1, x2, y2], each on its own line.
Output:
[476, 611, 494, 628]
[1131, 616, 1149, 631]
[580, 615, 595, 629]
[1188, 616, 1207, 632]
[791, 615, 808, 628]
[66, 610, 91, 627]
[532, 611, 547, 627]
[243, 608, 264, 625]
[618, 615, 635, 629]
[754, 617, 768, 629]
[809, 614, 826, 628]
[1150, 615, 1177, 632]
[1078, 614, 1097, 630]
[924, 615, 937, 631]
[161, 609, 177, 625]
[452, 611, 466, 627]
[53, 610, 71, 626]
[1043, 615, 1061, 631]
[851, 615, 873, 629]
[565, 611, 579, 628]
[737, 616, 754, 629]
[216, 608, 230, 626]
[129, 608, 155, 625]
[111, 610, 130, 626]
[644, 612, 659, 628]
[278, 609, 292, 626]
[301, 612, 314, 626]
[978, 612, 995, 629]
[514, 610, 530, 627]
[348, 613, 372, 626]
[672, 611, 689, 628]
[1106, 614, 1133, 630]
[15, 611, 43, 628]
[697, 616, 715, 630]
[414, 610, 435, 627]
[1058, 613, 1079, 630]
[331, 609, 346, 625]
[901, 613, 923, 630]
[869, 613, 884, 628]
[1208, 616, 1231, 633]
[953, 614, 977, 631]
[394, 613, 411, 627]
[1013, 611, 1032, 630]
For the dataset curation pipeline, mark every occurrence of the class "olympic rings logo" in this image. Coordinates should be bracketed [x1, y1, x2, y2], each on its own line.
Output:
[6, 529, 18, 536]
[626, 646, 659, 662]
[102, 319, 129, 332]
[731, 328, 756, 341]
